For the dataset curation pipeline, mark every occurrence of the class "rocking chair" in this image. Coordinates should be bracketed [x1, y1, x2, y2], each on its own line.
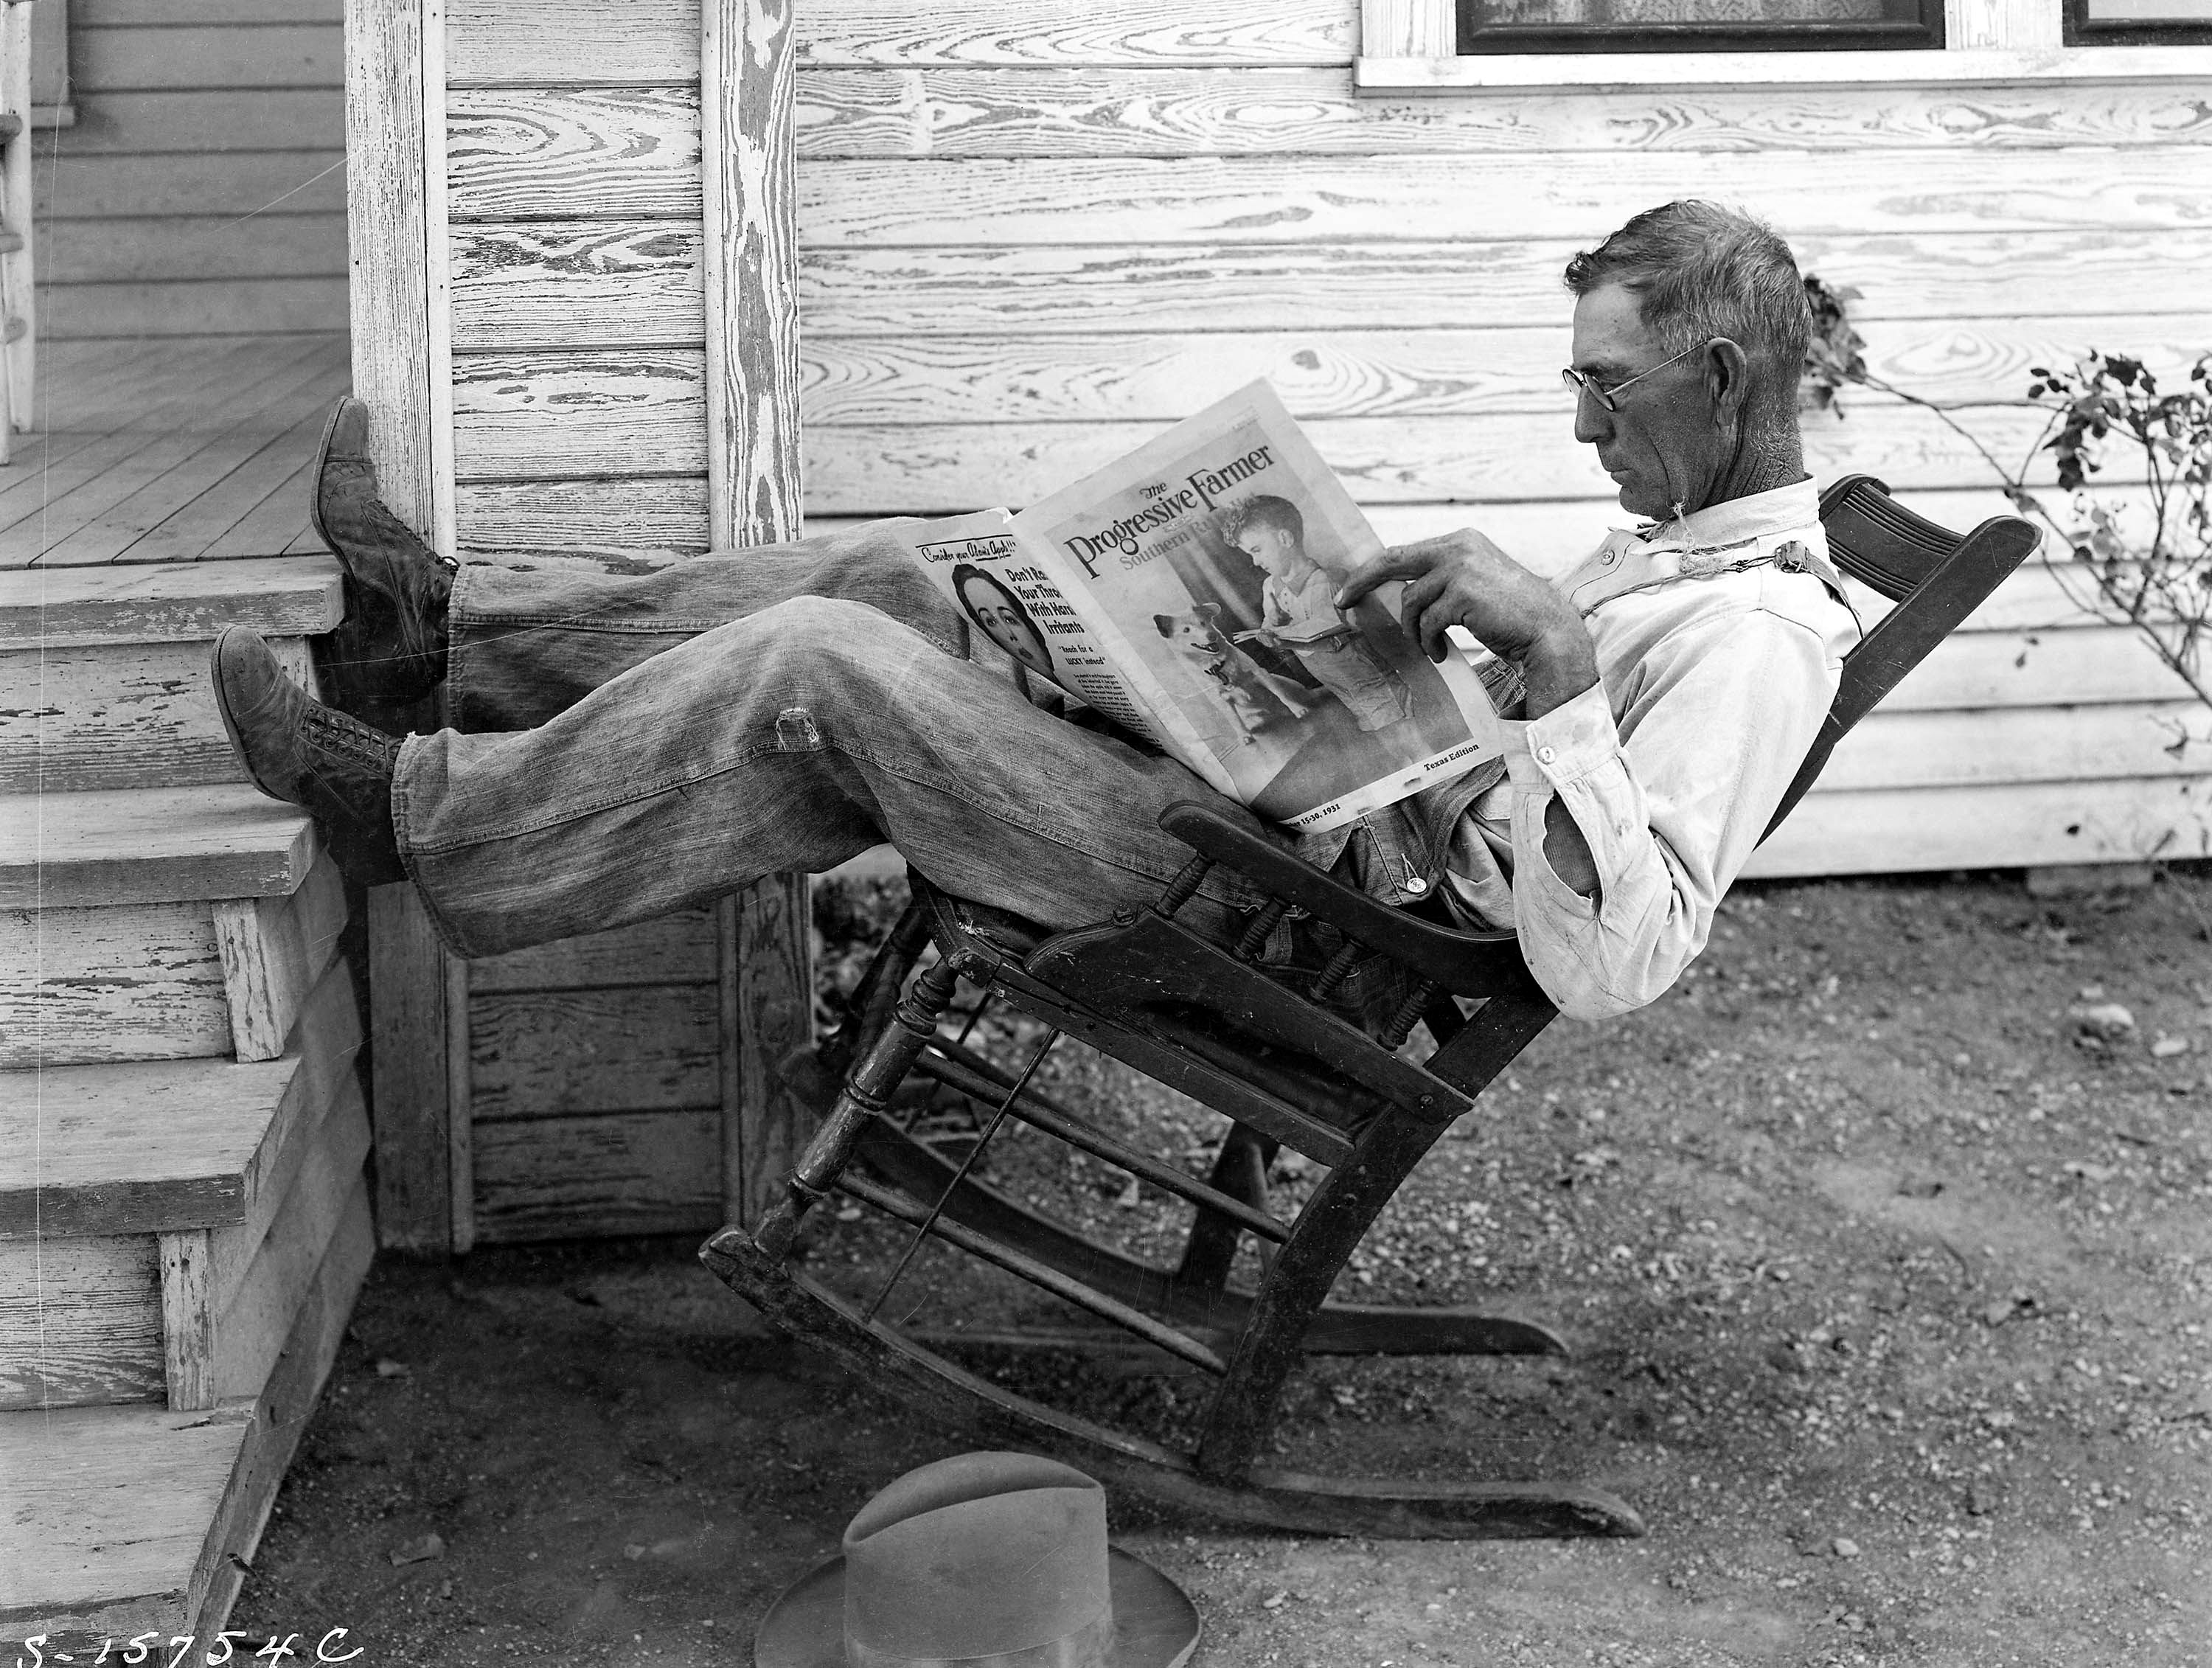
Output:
[701, 476, 2039, 1537]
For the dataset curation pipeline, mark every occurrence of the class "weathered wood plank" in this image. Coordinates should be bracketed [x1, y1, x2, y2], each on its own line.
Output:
[367, 882, 456, 1257]
[0, 785, 317, 911]
[793, 230, 2212, 335]
[469, 984, 723, 1122]
[467, 907, 719, 993]
[1820, 701, 2208, 793]
[212, 1089, 370, 1400]
[0, 336, 343, 546]
[212, 847, 347, 1063]
[1751, 774, 2212, 876]
[470, 1109, 723, 1243]
[451, 349, 709, 478]
[201, 459, 319, 561]
[449, 223, 703, 351]
[80, 0, 345, 21]
[0, 1234, 162, 1408]
[475, 405, 2096, 509]
[0, 636, 317, 795]
[0, 900, 232, 1069]
[726, 878, 813, 1229]
[31, 152, 347, 220]
[344, 0, 438, 556]
[38, 88, 342, 153]
[0, 1400, 254, 1642]
[37, 215, 348, 285]
[0, 335, 350, 554]
[446, 87, 700, 221]
[0, 956, 361, 1245]
[160, 1230, 218, 1411]
[785, 320, 2201, 424]
[792, 68, 2212, 158]
[192, 1174, 374, 1634]
[787, 155, 2212, 247]
[447, 0, 1351, 76]
[34, 391, 341, 566]
[794, 0, 1354, 66]
[0, 555, 341, 649]
[456, 476, 711, 559]
[459, 148, 2212, 234]
[112, 410, 338, 566]
[70, 23, 344, 90]
[448, 0, 702, 85]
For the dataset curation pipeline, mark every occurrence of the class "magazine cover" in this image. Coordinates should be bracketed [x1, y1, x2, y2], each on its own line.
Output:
[1016, 381, 1502, 832]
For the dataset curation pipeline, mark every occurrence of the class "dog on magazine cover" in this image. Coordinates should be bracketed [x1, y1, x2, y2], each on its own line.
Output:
[1152, 602, 1319, 741]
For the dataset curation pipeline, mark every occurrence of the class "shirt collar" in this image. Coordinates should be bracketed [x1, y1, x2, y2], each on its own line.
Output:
[1633, 477, 1820, 553]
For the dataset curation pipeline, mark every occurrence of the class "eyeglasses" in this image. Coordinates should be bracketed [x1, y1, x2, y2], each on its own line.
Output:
[1560, 339, 1710, 412]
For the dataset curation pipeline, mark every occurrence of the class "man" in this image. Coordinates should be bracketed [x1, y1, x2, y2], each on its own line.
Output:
[213, 200, 1854, 1022]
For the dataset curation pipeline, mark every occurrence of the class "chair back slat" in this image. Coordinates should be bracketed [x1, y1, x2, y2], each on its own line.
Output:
[1762, 475, 2042, 840]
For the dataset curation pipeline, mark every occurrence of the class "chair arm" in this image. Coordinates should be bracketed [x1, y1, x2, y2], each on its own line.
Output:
[1157, 801, 1544, 1000]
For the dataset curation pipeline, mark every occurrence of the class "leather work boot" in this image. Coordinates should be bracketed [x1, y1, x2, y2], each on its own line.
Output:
[212, 625, 407, 886]
[310, 397, 459, 726]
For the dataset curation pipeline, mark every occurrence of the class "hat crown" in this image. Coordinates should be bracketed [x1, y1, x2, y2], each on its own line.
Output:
[842, 1453, 1112, 1661]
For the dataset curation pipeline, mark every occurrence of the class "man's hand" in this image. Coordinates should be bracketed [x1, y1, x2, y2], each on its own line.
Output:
[1336, 529, 1600, 718]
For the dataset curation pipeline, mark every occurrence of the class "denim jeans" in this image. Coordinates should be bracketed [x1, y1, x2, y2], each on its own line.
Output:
[390, 524, 1265, 959]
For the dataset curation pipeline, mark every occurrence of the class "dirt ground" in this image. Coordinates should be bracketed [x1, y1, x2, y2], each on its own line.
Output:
[230, 863, 2212, 1667]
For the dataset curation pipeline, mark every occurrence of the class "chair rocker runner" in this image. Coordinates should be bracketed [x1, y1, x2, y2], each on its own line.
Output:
[701, 477, 2040, 1538]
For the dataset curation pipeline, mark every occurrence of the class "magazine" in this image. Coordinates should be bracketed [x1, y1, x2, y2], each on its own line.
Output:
[883, 380, 1505, 834]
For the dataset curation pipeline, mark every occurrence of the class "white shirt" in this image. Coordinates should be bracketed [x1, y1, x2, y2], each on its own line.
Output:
[1442, 478, 1857, 1021]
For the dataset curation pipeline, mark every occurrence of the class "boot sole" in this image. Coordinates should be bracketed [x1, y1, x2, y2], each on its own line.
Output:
[209, 628, 296, 806]
[306, 396, 359, 557]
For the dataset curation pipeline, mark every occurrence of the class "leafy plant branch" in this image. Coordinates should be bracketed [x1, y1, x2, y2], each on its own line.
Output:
[1803, 279, 2212, 743]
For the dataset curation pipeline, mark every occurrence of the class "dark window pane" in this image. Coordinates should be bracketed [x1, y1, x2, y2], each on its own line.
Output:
[1458, 0, 1943, 49]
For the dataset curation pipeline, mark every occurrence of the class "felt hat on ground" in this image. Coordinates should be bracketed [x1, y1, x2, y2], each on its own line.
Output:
[754, 1450, 1200, 1668]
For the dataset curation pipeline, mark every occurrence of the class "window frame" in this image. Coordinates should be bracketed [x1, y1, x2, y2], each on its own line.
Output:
[2064, 0, 2212, 45]
[1357, 0, 2212, 88]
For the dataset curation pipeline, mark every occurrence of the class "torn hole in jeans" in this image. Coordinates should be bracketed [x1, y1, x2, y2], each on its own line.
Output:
[775, 706, 824, 751]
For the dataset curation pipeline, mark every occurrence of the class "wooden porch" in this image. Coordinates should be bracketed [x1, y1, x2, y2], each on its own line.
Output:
[0, 333, 347, 567]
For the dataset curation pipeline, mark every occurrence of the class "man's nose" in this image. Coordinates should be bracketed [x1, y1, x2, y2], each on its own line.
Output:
[1572, 389, 1610, 446]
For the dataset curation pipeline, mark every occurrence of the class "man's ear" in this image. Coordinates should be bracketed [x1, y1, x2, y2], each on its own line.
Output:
[1705, 337, 1753, 427]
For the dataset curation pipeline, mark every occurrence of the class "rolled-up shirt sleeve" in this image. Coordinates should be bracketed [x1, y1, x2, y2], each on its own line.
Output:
[1500, 602, 1839, 1021]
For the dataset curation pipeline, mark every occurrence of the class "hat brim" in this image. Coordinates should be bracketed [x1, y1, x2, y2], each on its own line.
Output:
[754, 1545, 1200, 1668]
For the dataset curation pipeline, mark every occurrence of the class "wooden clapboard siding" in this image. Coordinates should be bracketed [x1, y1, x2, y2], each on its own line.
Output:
[470, 1108, 723, 1243]
[790, 232, 2212, 333]
[467, 984, 722, 1122]
[448, 224, 705, 350]
[790, 70, 2212, 159]
[446, 88, 703, 221]
[461, 320, 2195, 431]
[785, 155, 2208, 247]
[467, 906, 720, 993]
[35, 6, 346, 338]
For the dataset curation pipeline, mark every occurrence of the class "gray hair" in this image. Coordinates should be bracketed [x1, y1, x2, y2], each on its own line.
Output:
[1564, 201, 1810, 423]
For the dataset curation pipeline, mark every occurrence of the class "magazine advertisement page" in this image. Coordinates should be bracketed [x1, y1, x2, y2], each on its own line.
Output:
[1015, 381, 1502, 832]
[883, 510, 1208, 776]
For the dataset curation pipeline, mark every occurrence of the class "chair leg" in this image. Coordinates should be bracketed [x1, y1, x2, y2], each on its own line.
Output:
[1175, 1125, 1278, 1292]
[1194, 1097, 1452, 1479]
[753, 957, 959, 1259]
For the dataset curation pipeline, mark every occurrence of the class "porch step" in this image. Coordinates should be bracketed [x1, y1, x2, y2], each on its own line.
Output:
[0, 557, 338, 794]
[2, 780, 341, 1069]
[0, 555, 341, 649]
[0, 960, 366, 1413]
[0, 1178, 373, 1654]
[0, 782, 315, 909]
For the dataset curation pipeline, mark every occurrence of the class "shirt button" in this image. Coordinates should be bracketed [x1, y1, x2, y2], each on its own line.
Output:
[1600, 549, 1618, 566]
[1402, 875, 1428, 895]
[1537, 746, 1557, 765]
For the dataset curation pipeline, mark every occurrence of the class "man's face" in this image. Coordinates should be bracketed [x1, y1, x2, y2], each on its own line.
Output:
[1568, 280, 1720, 521]
[959, 577, 1051, 675]
[1235, 522, 1301, 577]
